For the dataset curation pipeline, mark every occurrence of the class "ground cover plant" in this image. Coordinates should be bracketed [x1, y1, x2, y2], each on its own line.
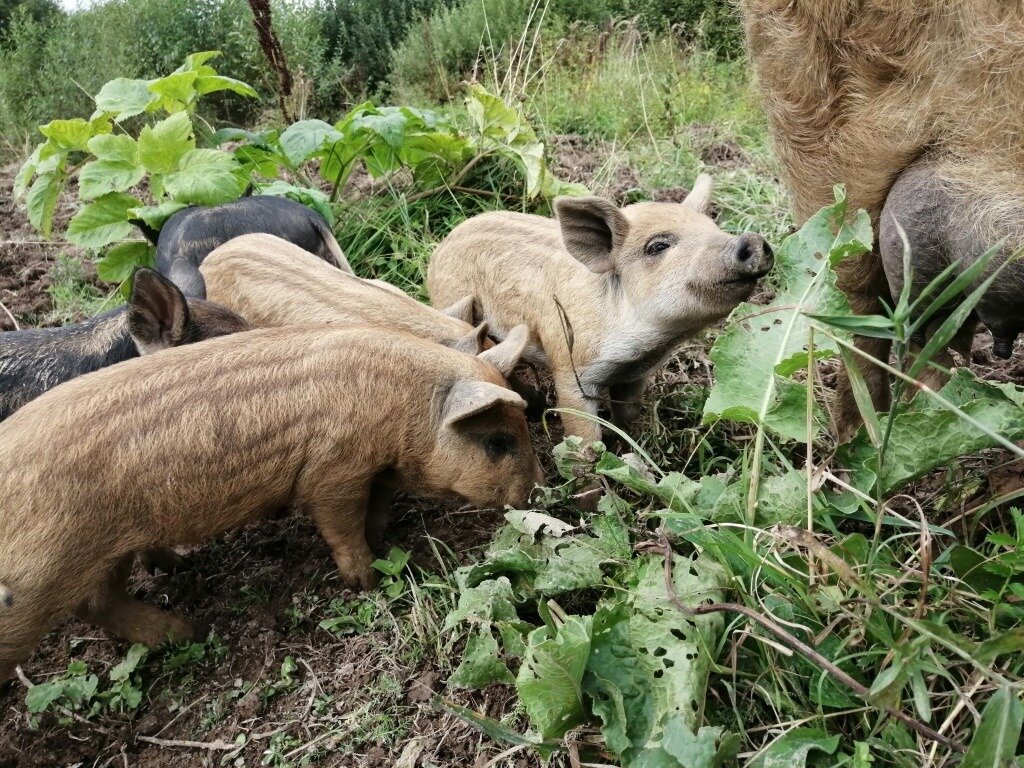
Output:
[1, 6, 1023, 768]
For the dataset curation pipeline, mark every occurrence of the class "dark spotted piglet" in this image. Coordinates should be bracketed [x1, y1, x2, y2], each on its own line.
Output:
[0, 268, 249, 422]
[144, 196, 353, 298]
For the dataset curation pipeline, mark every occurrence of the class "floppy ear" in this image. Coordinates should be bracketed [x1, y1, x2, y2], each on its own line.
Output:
[452, 322, 490, 354]
[682, 173, 713, 214]
[442, 379, 526, 429]
[554, 196, 629, 273]
[441, 295, 476, 324]
[478, 324, 529, 376]
[128, 268, 191, 354]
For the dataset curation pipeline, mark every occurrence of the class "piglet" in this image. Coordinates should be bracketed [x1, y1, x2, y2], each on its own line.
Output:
[143, 196, 353, 298]
[427, 175, 773, 442]
[0, 324, 542, 679]
[200, 234, 547, 419]
[0, 268, 248, 422]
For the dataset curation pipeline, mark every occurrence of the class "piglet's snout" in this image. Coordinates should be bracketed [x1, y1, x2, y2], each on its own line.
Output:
[729, 233, 774, 279]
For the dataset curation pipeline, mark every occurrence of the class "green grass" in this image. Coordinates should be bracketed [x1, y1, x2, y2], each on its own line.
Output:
[43, 254, 118, 325]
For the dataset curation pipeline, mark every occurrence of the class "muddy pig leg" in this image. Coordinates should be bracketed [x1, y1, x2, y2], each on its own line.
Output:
[608, 379, 647, 437]
[75, 556, 194, 646]
[366, 474, 398, 553]
[137, 547, 185, 575]
[307, 492, 378, 591]
[553, 371, 602, 444]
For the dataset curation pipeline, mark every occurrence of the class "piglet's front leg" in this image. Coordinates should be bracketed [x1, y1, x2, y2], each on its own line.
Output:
[308, 494, 379, 591]
[553, 371, 602, 444]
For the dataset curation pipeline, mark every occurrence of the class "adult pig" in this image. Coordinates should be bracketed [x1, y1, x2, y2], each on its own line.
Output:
[880, 158, 1024, 373]
[427, 176, 773, 443]
[149, 196, 352, 298]
[0, 324, 541, 679]
[0, 268, 249, 422]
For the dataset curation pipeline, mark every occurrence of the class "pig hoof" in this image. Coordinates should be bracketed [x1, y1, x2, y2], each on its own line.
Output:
[138, 548, 186, 575]
[342, 567, 381, 592]
[993, 335, 1016, 359]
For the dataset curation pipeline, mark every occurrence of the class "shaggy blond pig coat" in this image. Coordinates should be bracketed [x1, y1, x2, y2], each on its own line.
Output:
[427, 177, 773, 442]
[200, 234, 486, 353]
[0, 325, 541, 679]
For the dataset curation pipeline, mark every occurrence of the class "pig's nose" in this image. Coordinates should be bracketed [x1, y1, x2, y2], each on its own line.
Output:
[732, 233, 774, 278]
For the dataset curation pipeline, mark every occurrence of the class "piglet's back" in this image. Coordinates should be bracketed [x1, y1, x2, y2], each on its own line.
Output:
[0, 326, 481, 554]
[203, 234, 472, 345]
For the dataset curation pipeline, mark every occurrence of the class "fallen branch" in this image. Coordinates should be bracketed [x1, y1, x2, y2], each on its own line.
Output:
[136, 735, 239, 751]
[650, 532, 966, 753]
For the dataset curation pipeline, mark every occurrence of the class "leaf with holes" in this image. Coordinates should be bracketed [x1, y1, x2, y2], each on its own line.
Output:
[516, 615, 592, 741]
[585, 554, 726, 763]
[702, 186, 871, 440]
[449, 629, 515, 688]
[836, 370, 1024, 501]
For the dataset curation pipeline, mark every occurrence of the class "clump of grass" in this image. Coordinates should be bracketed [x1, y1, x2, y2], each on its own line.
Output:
[44, 254, 115, 325]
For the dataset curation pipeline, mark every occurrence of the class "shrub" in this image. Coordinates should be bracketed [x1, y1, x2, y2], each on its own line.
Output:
[388, 0, 536, 103]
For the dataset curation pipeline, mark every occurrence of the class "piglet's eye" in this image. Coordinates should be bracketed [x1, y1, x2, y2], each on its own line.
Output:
[484, 432, 516, 459]
[644, 238, 671, 256]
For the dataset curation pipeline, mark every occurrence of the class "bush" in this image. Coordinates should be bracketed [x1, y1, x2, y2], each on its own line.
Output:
[388, 0, 536, 103]
[628, 0, 743, 56]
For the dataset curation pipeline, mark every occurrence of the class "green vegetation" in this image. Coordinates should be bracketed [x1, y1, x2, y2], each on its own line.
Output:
[6, 2, 1024, 765]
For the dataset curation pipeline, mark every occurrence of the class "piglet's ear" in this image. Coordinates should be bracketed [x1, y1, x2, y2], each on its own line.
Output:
[128, 268, 190, 355]
[441, 294, 476, 323]
[442, 379, 526, 429]
[452, 322, 490, 354]
[478, 324, 529, 376]
[682, 173, 713, 214]
[554, 196, 629, 273]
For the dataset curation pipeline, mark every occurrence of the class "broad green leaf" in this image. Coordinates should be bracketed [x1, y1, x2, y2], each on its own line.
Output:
[138, 112, 195, 175]
[79, 134, 143, 200]
[702, 186, 871, 440]
[26, 171, 64, 237]
[147, 70, 198, 112]
[975, 629, 1024, 665]
[278, 119, 341, 166]
[66, 192, 142, 249]
[25, 681, 64, 713]
[255, 181, 333, 227]
[749, 728, 841, 768]
[837, 370, 1024, 498]
[14, 143, 46, 199]
[961, 686, 1023, 768]
[585, 554, 725, 762]
[128, 201, 188, 231]
[194, 74, 258, 99]
[109, 644, 148, 682]
[93, 77, 156, 121]
[448, 629, 514, 688]
[515, 615, 592, 741]
[444, 577, 520, 631]
[97, 241, 154, 284]
[662, 720, 740, 768]
[39, 118, 98, 152]
[179, 50, 221, 72]
[164, 149, 244, 206]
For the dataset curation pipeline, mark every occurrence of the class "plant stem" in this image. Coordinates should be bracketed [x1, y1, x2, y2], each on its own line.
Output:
[654, 534, 966, 753]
